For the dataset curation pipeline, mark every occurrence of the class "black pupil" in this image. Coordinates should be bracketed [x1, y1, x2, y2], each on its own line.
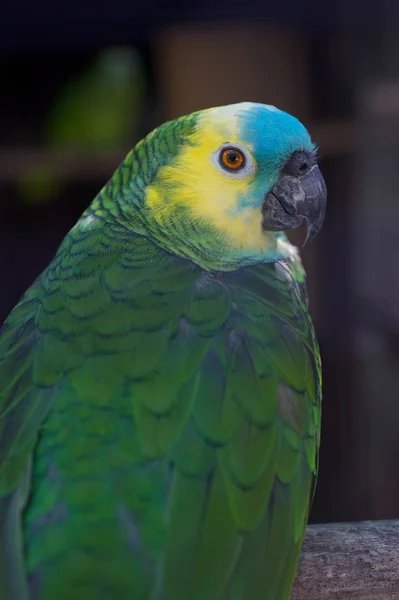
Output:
[227, 151, 239, 163]
[220, 147, 245, 170]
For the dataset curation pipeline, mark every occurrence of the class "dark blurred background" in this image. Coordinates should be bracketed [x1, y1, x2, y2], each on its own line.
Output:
[2, 1, 399, 525]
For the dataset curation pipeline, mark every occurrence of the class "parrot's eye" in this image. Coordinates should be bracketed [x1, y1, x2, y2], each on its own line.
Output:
[220, 147, 245, 171]
[213, 144, 255, 179]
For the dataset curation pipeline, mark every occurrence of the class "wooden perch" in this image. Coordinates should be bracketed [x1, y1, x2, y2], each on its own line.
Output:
[293, 519, 399, 599]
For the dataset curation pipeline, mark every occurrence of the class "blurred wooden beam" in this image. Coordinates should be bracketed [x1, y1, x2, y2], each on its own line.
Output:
[0, 148, 127, 183]
[294, 519, 399, 599]
[0, 120, 356, 183]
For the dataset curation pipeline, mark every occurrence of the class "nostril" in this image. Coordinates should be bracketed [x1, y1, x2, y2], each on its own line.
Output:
[282, 150, 316, 177]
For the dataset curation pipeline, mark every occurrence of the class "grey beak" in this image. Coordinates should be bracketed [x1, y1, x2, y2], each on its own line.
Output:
[294, 165, 327, 243]
[262, 156, 327, 244]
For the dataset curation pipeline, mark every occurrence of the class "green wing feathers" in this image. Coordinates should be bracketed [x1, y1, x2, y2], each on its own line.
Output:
[0, 218, 320, 599]
[0, 282, 51, 600]
[163, 261, 320, 600]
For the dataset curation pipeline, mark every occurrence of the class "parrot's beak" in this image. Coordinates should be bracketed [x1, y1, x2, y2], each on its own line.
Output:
[262, 160, 327, 244]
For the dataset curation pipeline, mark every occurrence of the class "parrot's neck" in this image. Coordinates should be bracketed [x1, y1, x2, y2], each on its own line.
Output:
[84, 185, 298, 272]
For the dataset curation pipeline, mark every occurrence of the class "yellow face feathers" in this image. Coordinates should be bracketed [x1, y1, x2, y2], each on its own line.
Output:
[139, 101, 319, 268]
[146, 106, 282, 260]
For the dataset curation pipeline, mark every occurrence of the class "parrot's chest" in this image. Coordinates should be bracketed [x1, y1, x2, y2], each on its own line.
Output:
[23, 261, 319, 600]
[36, 261, 314, 472]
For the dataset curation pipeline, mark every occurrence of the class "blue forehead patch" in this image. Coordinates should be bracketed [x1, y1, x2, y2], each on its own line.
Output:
[237, 103, 315, 167]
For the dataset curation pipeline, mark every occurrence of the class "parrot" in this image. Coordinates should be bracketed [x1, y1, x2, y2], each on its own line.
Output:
[17, 46, 146, 205]
[0, 101, 326, 600]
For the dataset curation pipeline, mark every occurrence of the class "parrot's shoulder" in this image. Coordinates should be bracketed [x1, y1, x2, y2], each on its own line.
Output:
[0, 271, 48, 375]
[221, 255, 314, 340]
[0, 273, 54, 497]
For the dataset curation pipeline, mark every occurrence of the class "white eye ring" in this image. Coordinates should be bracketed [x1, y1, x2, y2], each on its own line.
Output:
[211, 144, 256, 179]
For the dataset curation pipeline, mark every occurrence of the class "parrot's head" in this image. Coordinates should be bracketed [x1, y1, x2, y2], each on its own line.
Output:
[128, 102, 326, 270]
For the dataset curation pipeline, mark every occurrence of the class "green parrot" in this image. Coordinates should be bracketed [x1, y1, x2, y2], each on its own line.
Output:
[0, 102, 326, 600]
[17, 46, 145, 204]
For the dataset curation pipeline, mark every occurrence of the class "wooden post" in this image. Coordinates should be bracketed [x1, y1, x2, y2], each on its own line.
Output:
[351, 29, 399, 519]
[153, 24, 310, 122]
[293, 519, 399, 599]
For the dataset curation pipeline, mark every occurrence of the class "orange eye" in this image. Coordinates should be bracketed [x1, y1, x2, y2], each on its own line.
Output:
[220, 147, 245, 171]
